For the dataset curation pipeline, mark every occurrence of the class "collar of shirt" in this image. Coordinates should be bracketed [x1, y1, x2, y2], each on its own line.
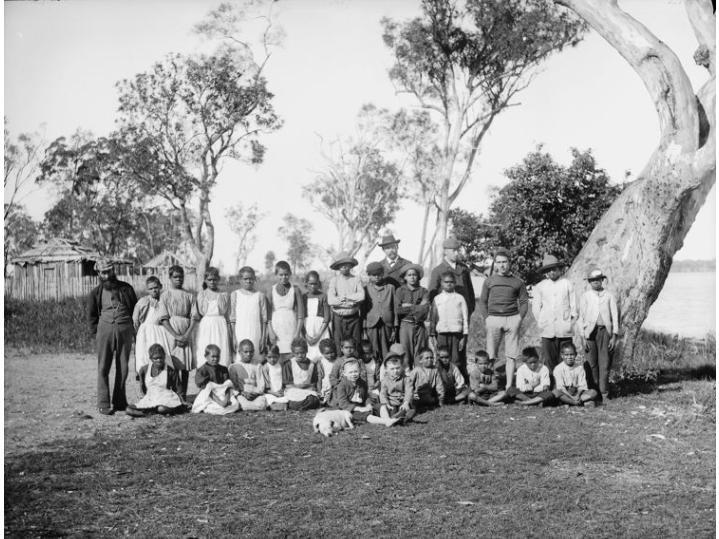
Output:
[386, 258, 398, 267]
[444, 259, 456, 270]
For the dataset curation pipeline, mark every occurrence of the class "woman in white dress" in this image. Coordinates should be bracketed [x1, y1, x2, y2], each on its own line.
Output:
[267, 261, 305, 361]
[302, 270, 331, 362]
[230, 266, 268, 359]
[193, 267, 232, 368]
[132, 276, 174, 376]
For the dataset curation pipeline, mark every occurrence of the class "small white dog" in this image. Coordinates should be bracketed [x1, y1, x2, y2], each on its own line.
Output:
[312, 410, 354, 437]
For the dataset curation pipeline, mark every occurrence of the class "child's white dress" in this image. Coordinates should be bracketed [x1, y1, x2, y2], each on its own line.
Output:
[271, 285, 297, 354]
[232, 289, 264, 359]
[262, 362, 290, 406]
[317, 356, 335, 403]
[134, 297, 174, 375]
[284, 358, 319, 402]
[305, 294, 329, 361]
[191, 380, 239, 415]
[194, 290, 231, 368]
[134, 367, 183, 409]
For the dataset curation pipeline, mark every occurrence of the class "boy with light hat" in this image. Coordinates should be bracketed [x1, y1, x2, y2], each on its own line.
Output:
[327, 252, 364, 350]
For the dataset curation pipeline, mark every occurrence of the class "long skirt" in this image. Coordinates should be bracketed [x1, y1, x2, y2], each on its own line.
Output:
[168, 316, 194, 370]
[196, 315, 231, 368]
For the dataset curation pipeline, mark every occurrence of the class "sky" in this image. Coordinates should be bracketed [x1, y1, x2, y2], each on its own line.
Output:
[4, 0, 716, 274]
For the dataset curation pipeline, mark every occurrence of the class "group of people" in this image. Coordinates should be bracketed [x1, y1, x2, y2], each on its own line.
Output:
[88, 234, 619, 424]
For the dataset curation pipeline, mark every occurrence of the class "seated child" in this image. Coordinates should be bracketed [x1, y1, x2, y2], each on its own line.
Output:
[360, 339, 381, 400]
[262, 345, 290, 411]
[436, 345, 470, 404]
[126, 344, 186, 417]
[281, 338, 321, 411]
[409, 348, 445, 409]
[229, 339, 268, 411]
[552, 342, 598, 407]
[329, 359, 400, 427]
[467, 350, 507, 406]
[192, 344, 239, 415]
[315, 338, 338, 405]
[329, 337, 363, 388]
[379, 356, 415, 423]
[378, 343, 408, 381]
[507, 347, 555, 406]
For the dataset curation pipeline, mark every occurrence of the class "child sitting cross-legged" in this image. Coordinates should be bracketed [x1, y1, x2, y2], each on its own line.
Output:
[281, 338, 322, 411]
[379, 356, 416, 423]
[409, 348, 445, 410]
[261, 345, 290, 411]
[467, 350, 508, 406]
[229, 339, 268, 411]
[191, 344, 239, 415]
[126, 344, 187, 417]
[552, 342, 598, 407]
[329, 359, 400, 427]
[435, 345, 470, 404]
[507, 347, 555, 406]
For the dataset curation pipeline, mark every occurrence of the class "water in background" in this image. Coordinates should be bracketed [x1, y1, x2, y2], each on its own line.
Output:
[642, 272, 716, 338]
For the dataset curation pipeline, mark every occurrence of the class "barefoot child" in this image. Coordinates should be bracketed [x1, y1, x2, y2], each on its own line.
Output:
[379, 356, 415, 423]
[409, 348, 445, 409]
[327, 252, 364, 350]
[315, 339, 339, 405]
[507, 347, 555, 406]
[193, 267, 232, 368]
[268, 261, 305, 361]
[133, 276, 174, 376]
[282, 338, 321, 411]
[302, 271, 331, 361]
[363, 262, 398, 360]
[126, 344, 186, 417]
[467, 351, 507, 406]
[230, 267, 269, 358]
[552, 342, 598, 407]
[229, 340, 268, 411]
[429, 272, 469, 379]
[330, 359, 400, 427]
[261, 345, 290, 411]
[192, 345, 239, 415]
[436, 345, 470, 404]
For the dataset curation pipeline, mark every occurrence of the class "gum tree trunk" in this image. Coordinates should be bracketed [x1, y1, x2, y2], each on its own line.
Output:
[556, 0, 716, 364]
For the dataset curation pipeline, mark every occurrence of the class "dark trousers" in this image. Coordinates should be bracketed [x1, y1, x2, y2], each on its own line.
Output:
[541, 337, 573, 374]
[332, 312, 362, 350]
[437, 332, 468, 380]
[366, 320, 392, 362]
[96, 322, 134, 410]
[287, 395, 320, 411]
[398, 322, 427, 371]
[586, 326, 613, 395]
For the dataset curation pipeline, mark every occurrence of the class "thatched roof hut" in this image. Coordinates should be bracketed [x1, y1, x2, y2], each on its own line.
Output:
[141, 250, 195, 275]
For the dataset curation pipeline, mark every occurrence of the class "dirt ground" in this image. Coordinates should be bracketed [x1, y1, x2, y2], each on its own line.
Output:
[3, 350, 204, 456]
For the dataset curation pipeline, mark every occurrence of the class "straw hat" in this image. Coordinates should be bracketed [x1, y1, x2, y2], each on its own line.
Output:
[585, 266, 606, 281]
[538, 254, 565, 273]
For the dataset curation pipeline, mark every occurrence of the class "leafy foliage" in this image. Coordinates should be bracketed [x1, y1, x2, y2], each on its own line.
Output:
[278, 214, 315, 274]
[226, 202, 265, 271]
[4, 204, 38, 276]
[264, 250, 276, 276]
[450, 147, 623, 282]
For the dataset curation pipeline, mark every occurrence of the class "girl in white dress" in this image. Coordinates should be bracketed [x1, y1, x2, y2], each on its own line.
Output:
[126, 344, 186, 417]
[133, 276, 174, 376]
[230, 267, 268, 359]
[303, 270, 331, 362]
[268, 261, 305, 361]
[261, 345, 290, 410]
[193, 267, 232, 368]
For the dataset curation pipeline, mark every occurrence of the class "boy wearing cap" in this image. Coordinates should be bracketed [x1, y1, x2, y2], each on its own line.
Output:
[327, 252, 365, 351]
[578, 267, 619, 401]
[378, 234, 412, 289]
[478, 248, 529, 389]
[532, 254, 578, 372]
[87, 259, 138, 415]
[395, 264, 430, 370]
[363, 262, 398, 360]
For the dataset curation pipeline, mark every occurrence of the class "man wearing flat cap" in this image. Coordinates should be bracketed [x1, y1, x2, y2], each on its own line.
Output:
[87, 259, 138, 415]
[478, 248, 529, 389]
[377, 234, 412, 289]
[532, 254, 578, 372]
[327, 252, 364, 350]
[428, 237, 475, 377]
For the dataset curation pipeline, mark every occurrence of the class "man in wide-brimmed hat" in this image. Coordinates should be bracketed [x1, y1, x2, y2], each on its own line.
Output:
[87, 258, 138, 415]
[327, 252, 364, 349]
[531, 254, 578, 372]
[377, 234, 412, 289]
[428, 237, 475, 378]
[478, 247, 529, 389]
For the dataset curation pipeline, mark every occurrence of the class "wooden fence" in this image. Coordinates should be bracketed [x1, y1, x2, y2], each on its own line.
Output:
[5, 274, 199, 301]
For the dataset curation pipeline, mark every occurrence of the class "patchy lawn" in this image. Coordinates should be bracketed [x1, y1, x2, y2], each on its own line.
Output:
[4, 350, 715, 538]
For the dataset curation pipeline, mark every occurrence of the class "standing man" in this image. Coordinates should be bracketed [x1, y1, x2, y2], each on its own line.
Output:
[378, 234, 412, 289]
[428, 237, 475, 377]
[478, 248, 529, 389]
[88, 259, 138, 415]
[532, 254, 577, 373]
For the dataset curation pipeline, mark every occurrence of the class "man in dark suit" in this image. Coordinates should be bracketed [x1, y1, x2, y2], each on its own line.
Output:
[378, 234, 413, 289]
[87, 259, 138, 415]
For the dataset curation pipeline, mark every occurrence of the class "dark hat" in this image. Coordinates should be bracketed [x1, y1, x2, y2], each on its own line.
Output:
[538, 254, 565, 273]
[442, 237, 461, 249]
[330, 252, 359, 271]
[399, 263, 424, 280]
[585, 266, 606, 281]
[366, 261, 384, 275]
[378, 234, 401, 247]
[94, 258, 114, 272]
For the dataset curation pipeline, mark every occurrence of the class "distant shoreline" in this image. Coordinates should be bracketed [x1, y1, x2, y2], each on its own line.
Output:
[669, 260, 715, 273]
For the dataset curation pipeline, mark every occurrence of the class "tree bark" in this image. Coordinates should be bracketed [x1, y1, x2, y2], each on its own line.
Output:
[556, 0, 715, 364]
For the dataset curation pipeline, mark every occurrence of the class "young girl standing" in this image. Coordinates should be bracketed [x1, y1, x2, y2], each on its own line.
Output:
[302, 270, 330, 361]
[193, 267, 232, 368]
[268, 261, 305, 361]
[230, 266, 268, 358]
[159, 265, 196, 399]
[132, 276, 175, 376]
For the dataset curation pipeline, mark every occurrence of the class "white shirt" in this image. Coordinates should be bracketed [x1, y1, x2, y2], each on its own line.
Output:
[515, 363, 550, 393]
[579, 288, 619, 337]
[553, 362, 589, 392]
[532, 277, 577, 338]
